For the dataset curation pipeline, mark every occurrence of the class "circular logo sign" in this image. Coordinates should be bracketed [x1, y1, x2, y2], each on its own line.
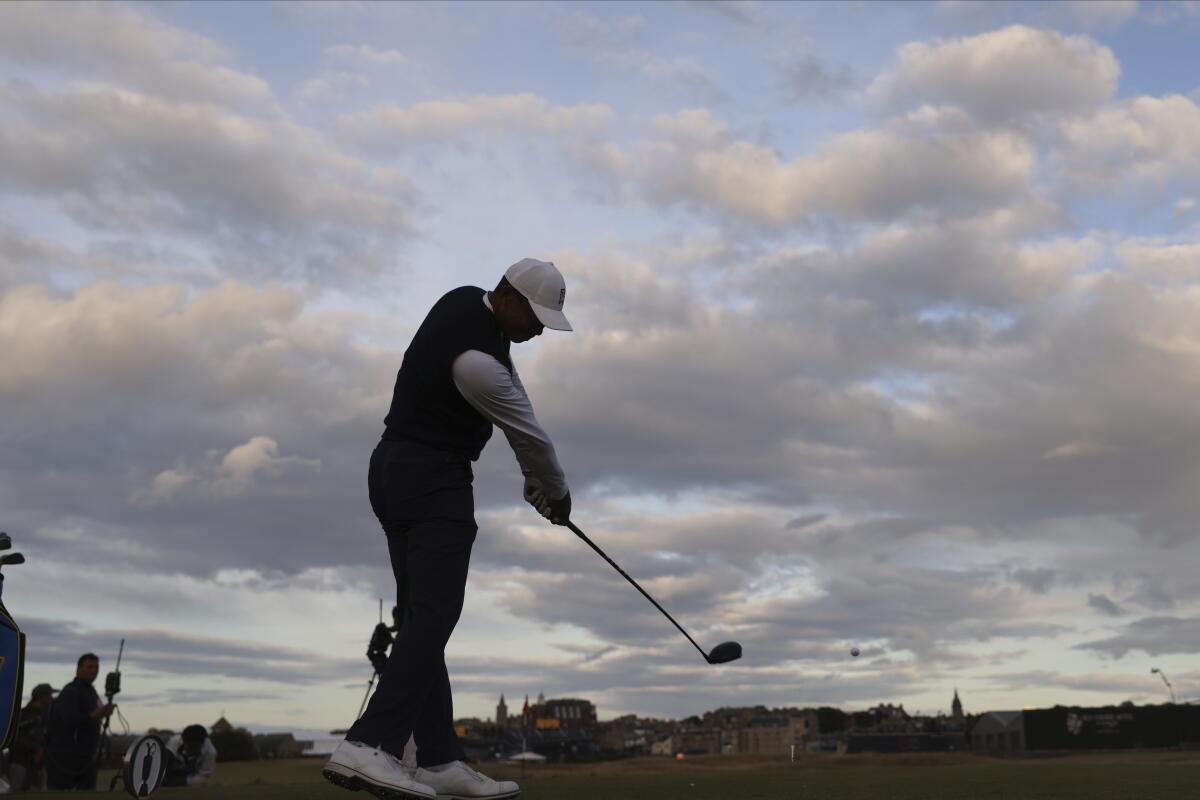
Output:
[123, 735, 168, 798]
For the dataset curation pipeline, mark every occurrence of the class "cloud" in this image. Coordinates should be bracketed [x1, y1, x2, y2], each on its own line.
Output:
[325, 43, 410, 66]
[0, 221, 78, 290]
[937, 1, 1140, 33]
[0, 1, 270, 106]
[870, 25, 1119, 126]
[1063, 0, 1140, 29]
[294, 71, 370, 103]
[338, 93, 613, 152]
[298, 44, 426, 106]
[1116, 240, 1200, 287]
[1077, 616, 1200, 658]
[21, 618, 359, 684]
[1011, 567, 1057, 594]
[981, 669, 1160, 696]
[1141, 0, 1200, 25]
[776, 54, 856, 101]
[0, 279, 397, 574]
[131, 436, 322, 508]
[1087, 593, 1125, 616]
[616, 109, 1035, 225]
[506, 217, 1200, 558]
[681, 0, 767, 28]
[561, 11, 725, 101]
[1070, 0, 1142, 28]
[0, 83, 415, 281]
[1057, 95, 1200, 194]
[765, 219, 1095, 312]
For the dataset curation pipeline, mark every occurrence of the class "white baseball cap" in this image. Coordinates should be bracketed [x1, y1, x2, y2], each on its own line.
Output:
[504, 258, 572, 331]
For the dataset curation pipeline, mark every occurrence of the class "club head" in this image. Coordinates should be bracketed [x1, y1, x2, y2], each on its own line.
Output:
[706, 641, 743, 664]
[0, 533, 9, 551]
[0, 553, 24, 566]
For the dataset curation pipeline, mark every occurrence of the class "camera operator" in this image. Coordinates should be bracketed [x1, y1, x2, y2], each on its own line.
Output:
[163, 725, 218, 787]
[46, 653, 114, 791]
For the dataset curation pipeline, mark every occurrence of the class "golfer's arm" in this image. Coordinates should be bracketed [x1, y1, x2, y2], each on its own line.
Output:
[452, 350, 569, 499]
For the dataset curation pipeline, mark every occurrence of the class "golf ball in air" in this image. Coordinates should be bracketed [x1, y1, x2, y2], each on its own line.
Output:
[850, 647, 861, 657]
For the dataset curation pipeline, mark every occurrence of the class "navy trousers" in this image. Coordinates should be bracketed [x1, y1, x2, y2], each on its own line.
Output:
[348, 439, 476, 767]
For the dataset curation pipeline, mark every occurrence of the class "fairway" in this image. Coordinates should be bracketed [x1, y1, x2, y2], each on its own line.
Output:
[58, 752, 1200, 800]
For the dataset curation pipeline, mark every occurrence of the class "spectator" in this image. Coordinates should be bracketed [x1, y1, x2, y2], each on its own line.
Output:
[45, 654, 114, 791]
[163, 725, 217, 787]
[7, 683, 56, 791]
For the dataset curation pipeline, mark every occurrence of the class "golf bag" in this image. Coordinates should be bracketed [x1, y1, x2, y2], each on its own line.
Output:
[0, 532, 26, 750]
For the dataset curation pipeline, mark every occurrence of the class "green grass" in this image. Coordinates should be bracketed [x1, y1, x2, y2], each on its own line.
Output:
[56, 752, 1200, 800]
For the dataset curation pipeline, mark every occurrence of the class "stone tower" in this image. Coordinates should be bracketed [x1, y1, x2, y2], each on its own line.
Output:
[951, 689, 963, 722]
[496, 694, 508, 728]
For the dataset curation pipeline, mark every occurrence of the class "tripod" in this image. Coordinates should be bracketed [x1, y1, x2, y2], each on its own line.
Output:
[98, 640, 125, 792]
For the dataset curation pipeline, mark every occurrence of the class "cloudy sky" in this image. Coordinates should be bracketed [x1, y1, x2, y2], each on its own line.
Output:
[4, 0, 1200, 735]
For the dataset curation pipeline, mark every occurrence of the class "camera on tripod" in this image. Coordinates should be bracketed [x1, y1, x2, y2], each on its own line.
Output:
[364, 598, 400, 672]
[355, 600, 399, 720]
[366, 622, 394, 673]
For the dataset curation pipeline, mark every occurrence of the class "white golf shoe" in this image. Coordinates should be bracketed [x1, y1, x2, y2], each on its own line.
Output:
[323, 739, 438, 800]
[414, 760, 520, 799]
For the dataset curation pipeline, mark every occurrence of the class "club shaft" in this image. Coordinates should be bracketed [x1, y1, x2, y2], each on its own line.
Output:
[566, 521, 708, 661]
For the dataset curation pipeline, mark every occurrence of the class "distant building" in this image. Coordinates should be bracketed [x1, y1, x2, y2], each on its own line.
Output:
[211, 716, 234, 735]
[651, 707, 820, 756]
[601, 715, 675, 754]
[972, 711, 1027, 754]
[952, 690, 964, 724]
[738, 714, 817, 755]
[852, 703, 912, 733]
[655, 727, 721, 756]
[496, 694, 508, 729]
[541, 698, 597, 729]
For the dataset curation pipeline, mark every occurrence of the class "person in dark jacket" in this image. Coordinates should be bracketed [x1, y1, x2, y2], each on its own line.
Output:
[6, 683, 56, 791]
[324, 259, 574, 800]
[45, 653, 114, 791]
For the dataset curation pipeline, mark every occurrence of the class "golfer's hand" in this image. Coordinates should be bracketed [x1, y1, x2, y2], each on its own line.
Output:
[524, 482, 571, 525]
[546, 490, 571, 526]
[524, 481, 552, 518]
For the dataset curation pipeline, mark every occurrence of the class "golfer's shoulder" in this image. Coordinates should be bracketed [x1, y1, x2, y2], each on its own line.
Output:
[435, 285, 485, 306]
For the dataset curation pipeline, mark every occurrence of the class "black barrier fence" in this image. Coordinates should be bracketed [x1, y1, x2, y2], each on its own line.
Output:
[1023, 704, 1200, 751]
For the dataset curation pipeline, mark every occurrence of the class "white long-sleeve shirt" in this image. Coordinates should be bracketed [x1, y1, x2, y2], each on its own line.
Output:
[451, 296, 569, 500]
[165, 735, 218, 786]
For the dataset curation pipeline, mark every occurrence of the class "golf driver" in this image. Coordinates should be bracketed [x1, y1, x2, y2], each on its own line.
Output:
[565, 521, 742, 665]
